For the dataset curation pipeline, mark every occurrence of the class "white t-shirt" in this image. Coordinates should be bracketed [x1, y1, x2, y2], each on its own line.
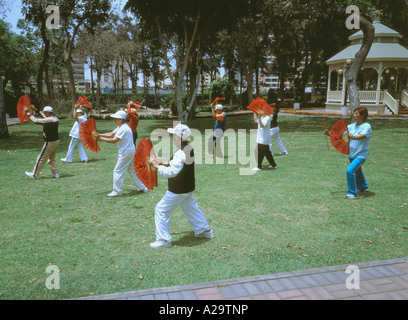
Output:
[256, 115, 272, 145]
[113, 123, 135, 154]
[69, 114, 87, 139]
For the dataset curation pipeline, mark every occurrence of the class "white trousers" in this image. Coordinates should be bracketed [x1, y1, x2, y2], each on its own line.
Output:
[269, 126, 287, 154]
[113, 150, 146, 194]
[65, 137, 88, 162]
[154, 191, 211, 243]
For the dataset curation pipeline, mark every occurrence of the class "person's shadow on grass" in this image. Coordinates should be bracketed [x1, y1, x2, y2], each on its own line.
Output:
[172, 231, 212, 247]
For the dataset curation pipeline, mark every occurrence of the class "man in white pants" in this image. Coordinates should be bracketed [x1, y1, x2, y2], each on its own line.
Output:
[269, 104, 288, 156]
[61, 105, 88, 163]
[95, 110, 147, 197]
[149, 124, 214, 249]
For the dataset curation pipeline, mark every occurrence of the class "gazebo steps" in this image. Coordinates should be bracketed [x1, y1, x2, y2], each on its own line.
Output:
[398, 105, 408, 115]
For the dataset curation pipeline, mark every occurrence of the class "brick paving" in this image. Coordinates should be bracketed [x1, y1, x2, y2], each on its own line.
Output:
[77, 257, 408, 300]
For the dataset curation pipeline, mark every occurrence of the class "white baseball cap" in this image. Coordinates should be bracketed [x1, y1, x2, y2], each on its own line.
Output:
[167, 124, 191, 141]
[43, 106, 54, 113]
[215, 104, 223, 110]
[110, 110, 127, 120]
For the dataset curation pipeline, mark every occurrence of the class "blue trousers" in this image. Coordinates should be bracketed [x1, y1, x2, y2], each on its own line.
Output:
[347, 157, 368, 196]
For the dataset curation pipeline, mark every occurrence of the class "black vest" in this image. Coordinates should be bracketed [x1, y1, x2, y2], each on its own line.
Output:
[168, 143, 195, 194]
[43, 121, 59, 142]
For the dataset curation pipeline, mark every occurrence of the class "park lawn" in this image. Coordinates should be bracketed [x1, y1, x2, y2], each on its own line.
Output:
[0, 115, 407, 300]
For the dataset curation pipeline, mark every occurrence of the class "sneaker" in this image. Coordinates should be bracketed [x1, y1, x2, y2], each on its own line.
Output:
[359, 188, 369, 192]
[25, 172, 36, 180]
[268, 165, 278, 169]
[61, 158, 72, 163]
[149, 240, 172, 249]
[137, 187, 149, 193]
[346, 194, 356, 199]
[54, 173, 60, 178]
[279, 152, 288, 155]
[107, 191, 122, 197]
[195, 230, 214, 239]
[251, 167, 262, 171]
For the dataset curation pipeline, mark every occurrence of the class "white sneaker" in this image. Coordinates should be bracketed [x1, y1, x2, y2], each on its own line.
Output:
[25, 172, 36, 180]
[251, 167, 262, 171]
[346, 194, 356, 199]
[61, 158, 72, 163]
[268, 165, 278, 169]
[107, 191, 122, 197]
[137, 187, 148, 193]
[149, 240, 172, 249]
[195, 230, 214, 239]
[279, 152, 288, 155]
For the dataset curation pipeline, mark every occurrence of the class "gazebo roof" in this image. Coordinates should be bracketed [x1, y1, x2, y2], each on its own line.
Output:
[326, 21, 408, 65]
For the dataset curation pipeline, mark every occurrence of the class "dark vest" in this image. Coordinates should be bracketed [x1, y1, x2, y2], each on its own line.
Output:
[168, 143, 195, 194]
[43, 121, 59, 142]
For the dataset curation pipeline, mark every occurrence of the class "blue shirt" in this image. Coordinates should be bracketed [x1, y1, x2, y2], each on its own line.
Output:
[347, 122, 372, 159]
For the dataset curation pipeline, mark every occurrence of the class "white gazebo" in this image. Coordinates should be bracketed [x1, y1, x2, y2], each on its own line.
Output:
[325, 21, 408, 115]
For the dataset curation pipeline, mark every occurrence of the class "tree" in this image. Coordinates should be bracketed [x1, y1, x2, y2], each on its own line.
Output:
[346, 16, 374, 114]
[23, 0, 111, 104]
[126, 0, 241, 121]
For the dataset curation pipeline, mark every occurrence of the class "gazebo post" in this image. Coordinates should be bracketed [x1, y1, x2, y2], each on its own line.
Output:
[376, 61, 383, 104]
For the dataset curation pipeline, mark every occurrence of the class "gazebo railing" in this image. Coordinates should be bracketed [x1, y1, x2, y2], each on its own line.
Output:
[402, 90, 408, 108]
[327, 90, 379, 103]
[383, 90, 399, 114]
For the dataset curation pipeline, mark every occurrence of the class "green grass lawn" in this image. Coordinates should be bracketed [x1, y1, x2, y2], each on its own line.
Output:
[0, 115, 407, 299]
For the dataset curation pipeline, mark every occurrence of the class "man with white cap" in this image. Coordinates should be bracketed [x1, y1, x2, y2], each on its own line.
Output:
[95, 110, 148, 197]
[24, 106, 60, 179]
[61, 104, 88, 163]
[149, 123, 214, 249]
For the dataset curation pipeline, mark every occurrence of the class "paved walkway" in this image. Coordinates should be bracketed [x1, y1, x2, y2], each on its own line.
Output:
[78, 257, 408, 300]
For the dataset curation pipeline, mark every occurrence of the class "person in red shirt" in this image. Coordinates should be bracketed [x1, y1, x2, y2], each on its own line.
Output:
[126, 102, 140, 145]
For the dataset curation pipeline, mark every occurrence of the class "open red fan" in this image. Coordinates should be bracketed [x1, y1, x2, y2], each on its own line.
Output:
[79, 118, 101, 152]
[246, 97, 273, 115]
[211, 97, 226, 106]
[134, 138, 158, 190]
[330, 119, 349, 155]
[76, 96, 92, 109]
[128, 100, 141, 109]
[17, 95, 37, 124]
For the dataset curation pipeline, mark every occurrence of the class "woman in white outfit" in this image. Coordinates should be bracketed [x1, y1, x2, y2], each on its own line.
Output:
[148, 124, 214, 249]
[61, 105, 88, 163]
[95, 110, 148, 197]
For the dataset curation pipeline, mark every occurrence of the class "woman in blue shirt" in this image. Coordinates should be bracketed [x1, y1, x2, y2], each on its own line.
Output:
[325, 106, 372, 198]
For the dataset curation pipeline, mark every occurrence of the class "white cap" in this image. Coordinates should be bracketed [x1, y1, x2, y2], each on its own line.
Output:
[110, 110, 127, 120]
[167, 124, 191, 141]
[43, 106, 54, 113]
[215, 104, 223, 110]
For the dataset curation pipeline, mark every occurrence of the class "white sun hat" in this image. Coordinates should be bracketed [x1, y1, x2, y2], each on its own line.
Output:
[110, 110, 127, 120]
[43, 106, 54, 113]
[167, 124, 192, 141]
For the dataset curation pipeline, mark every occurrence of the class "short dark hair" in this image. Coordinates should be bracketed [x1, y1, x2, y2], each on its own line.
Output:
[355, 106, 368, 122]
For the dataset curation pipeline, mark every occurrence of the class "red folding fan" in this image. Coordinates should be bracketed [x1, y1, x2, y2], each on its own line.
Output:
[134, 138, 158, 190]
[330, 119, 350, 155]
[246, 97, 274, 115]
[128, 100, 141, 109]
[76, 96, 92, 109]
[211, 97, 226, 106]
[17, 95, 37, 124]
[79, 118, 101, 152]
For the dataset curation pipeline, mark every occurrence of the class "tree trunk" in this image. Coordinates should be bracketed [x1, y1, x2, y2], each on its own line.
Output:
[96, 70, 102, 109]
[65, 51, 77, 105]
[0, 71, 10, 139]
[346, 17, 374, 116]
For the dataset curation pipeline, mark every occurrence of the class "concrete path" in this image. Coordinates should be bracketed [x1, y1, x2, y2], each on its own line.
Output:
[77, 257, 408, 300]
